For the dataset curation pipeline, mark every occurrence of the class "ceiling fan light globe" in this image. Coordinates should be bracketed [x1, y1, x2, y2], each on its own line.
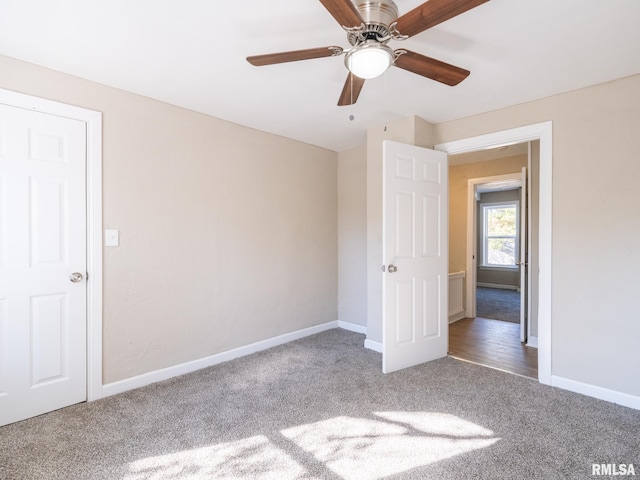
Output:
[345, 45, 393, 79]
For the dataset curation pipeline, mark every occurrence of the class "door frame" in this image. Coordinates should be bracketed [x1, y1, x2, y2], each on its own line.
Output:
[465, 171, 524, 321]
[435, 121, 552, 385]
[0, 88, 103, 400]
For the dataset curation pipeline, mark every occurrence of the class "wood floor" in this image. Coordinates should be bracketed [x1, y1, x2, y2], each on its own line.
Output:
[448, 317, 538, 379]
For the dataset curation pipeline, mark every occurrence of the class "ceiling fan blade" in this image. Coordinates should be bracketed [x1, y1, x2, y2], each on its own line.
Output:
[247, 46, 343, 66]
[338, 73, 365, 106]
[394, 50, 470, 86]
[394, 0, 490, 38]
[319, 0, 364, 28]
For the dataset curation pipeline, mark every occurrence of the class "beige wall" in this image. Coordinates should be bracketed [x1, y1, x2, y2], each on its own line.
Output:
[338, 145, 367, 327]
[0, 55, 338, 384]
[529, 141, 540, 338]
[435, 74, 640, 397]
[449, 155, 527, 274]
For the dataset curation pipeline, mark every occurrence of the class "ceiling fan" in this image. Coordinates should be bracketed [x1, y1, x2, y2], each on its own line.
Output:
[247, 0, 490, 106]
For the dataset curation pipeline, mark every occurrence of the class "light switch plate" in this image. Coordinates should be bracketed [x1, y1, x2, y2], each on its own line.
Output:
[105, 229, 119, 247]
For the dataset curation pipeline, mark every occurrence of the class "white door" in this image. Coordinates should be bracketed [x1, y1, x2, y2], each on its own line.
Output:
[519, 167, 528, 342]
[382, 141, 448, 374]
[0, 104, 87, 426]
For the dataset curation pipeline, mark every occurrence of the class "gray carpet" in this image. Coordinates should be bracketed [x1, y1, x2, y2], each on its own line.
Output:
[1, 329, 638, 480]
[476, 287, 521, 323]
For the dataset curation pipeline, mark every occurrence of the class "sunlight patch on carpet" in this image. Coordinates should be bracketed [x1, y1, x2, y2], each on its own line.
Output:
[124, 413, 498, 479]
[280, 412, 499, 480]
[124, 435, 305, 480]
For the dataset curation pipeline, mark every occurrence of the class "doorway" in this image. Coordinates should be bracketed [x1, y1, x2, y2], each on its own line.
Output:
[446, 147, 536, 377]
[472, 172, 527, 339]
[435, 122, 553, 385]
[0, 89, 103, 426]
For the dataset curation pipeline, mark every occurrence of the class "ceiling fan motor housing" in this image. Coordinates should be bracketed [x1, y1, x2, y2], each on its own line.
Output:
[354, 0, 399, 27]
[348, 0, 400, 45]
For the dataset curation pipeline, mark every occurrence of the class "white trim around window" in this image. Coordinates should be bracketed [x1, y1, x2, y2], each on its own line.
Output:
[480, 200, 520, 268]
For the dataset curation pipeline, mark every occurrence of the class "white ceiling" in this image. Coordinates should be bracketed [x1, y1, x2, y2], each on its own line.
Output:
[1, 0, 639, 152]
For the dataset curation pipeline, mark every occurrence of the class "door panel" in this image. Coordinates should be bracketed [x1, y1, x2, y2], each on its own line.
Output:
[422, 275, 441, 338]
[395, 192, 415, 257]
[30, 293, 67, 386]
[423, 194, 440, 257]
[0, 104, 87, 426]
[394, 279, 415, 344]
[383, 141, 448, 374]
[30, 178, 67, 265]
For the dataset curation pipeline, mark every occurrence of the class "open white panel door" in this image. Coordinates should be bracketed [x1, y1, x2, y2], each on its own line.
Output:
[382, 141, 448, 374]
[519, 167, 528, 342]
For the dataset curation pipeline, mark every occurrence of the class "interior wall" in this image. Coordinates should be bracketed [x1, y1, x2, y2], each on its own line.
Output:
[435, 74, 640, 398]
[0, 55, 338, 384]
[529, 141, 540, 339]
[338, 145, 367, 327]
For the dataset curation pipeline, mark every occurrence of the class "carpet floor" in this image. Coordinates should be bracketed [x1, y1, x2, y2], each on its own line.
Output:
[1, 329, 638, 480]
[476, 287, 521, 323]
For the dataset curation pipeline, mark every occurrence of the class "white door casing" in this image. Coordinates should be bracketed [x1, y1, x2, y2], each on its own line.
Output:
[382, 141, 448, 374]
[435, 121, 553, 385]
[0, 89, 103, 426]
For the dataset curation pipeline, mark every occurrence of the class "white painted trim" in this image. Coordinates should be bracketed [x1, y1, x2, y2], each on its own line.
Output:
[448, 313, 466, 324]
[551, 376, 640, 411]
[436, 121, 553, 386]
[480, 199, 520, 269]
[477, 282, 518, 291]
[364, 339, 383, 353]
[86, 111, 103, 402]
[337, 321, 367, 335]
[102, 321, 340, 398]
[0, 89, 104, 401]
[526, 336, 538, 348]
[478, 265, 519, 272]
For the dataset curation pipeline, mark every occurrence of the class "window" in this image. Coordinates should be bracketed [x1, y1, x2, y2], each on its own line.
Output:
[482, 202, 519, 267]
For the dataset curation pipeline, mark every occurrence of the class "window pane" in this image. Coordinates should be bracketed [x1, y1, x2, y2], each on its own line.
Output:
[488, 238, 515, 265]
[487, 207, 517, 236]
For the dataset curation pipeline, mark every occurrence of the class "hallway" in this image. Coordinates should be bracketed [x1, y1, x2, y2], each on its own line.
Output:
[448, 317, 538, 378]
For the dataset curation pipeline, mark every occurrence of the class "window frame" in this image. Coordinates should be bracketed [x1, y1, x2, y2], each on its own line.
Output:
[481, 200, 520, 269]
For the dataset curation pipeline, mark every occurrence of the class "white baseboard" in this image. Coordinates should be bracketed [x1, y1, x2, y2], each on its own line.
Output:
[102, 320, 340, 398]
[337, 321, 367, 335]
[551, 375, 640, 411]
[477, 282, 518, 291]
[364, 338, 383, 353]
[448, 312, 466, 324]
[526, 336, 538, 348]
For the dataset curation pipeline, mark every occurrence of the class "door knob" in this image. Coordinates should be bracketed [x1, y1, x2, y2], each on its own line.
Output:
[69, 272, 84, 283]
[388, 264, 398, 273]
